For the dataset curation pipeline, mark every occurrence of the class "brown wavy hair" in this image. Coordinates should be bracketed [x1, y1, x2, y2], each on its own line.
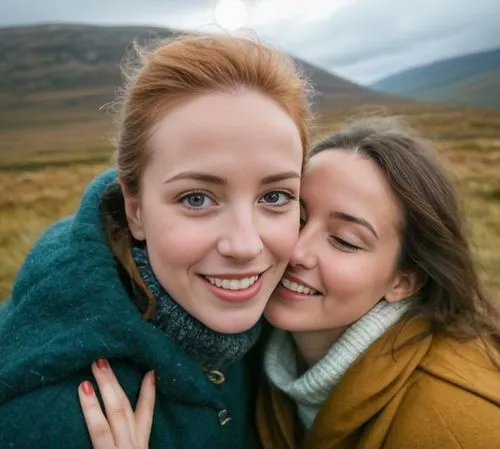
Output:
[101, 33, 314, 319]
[310, 116, 500, 351]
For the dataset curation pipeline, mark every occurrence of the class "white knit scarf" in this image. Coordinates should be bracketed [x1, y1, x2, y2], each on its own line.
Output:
[264, 300, 411, 428]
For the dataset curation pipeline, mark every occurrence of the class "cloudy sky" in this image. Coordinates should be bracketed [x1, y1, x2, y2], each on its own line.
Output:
[2, 0, 499, 84]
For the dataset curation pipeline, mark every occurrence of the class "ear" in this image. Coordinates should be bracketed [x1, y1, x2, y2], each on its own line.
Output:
[121, 183, 146, 241]
[385, 269, 424, 303]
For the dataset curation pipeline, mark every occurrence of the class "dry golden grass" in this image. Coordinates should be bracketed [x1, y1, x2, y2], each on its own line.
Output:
[0, 103, 499, 301]
[0, 164, 109, 296]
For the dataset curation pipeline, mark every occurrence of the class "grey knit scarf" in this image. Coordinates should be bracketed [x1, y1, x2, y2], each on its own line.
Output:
[132, 246, 262, 370]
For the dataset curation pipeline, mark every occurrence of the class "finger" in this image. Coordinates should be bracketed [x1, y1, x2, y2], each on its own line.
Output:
[135, 371, 156, 447]
[78, 380, 117, 449]
[92, 359, 135, 449]
[93, 359, 138, 445]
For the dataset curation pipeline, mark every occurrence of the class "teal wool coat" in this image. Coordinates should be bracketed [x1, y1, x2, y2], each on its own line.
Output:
[0, 170, 261, 449]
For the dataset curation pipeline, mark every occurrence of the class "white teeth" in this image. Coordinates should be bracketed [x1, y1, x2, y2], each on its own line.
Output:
[281, 278, 318, 295]
[205, 275, 259, 291]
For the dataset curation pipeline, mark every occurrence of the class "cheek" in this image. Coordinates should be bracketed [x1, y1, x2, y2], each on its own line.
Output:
[323, 261, 365, 298]
[262, 213, 300, 262]
[140, 199, 300, 271]
[141, 208, 212, 270]
[323, 254, 395, 300]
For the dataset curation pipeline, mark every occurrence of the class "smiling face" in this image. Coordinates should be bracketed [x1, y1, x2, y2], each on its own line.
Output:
[265, 149, 417, 334]
[124, 90, 303, 334]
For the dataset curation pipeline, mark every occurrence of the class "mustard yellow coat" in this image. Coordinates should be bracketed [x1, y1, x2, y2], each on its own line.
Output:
[257, 320, 500, 449]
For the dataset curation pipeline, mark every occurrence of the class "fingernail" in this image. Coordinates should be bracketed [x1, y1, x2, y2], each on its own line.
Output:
[96, 358, 109, 370]
[81, 381, 94, 396]
[151, 370, 156, 385]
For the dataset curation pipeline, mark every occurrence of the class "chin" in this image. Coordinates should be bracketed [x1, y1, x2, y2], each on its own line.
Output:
[204, 312, 262, 335]
[264, 305, 303, 332]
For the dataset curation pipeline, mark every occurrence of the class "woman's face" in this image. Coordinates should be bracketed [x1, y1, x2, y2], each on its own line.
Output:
[265, 149, 415, 334]
[125, 90, 303, 334]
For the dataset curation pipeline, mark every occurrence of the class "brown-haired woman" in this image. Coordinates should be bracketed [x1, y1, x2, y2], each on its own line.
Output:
[260, 116, 500, 448]
[0, 33, 312, 448]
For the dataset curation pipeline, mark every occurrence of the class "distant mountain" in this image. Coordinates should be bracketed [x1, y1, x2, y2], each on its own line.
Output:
[371, 48, 500, 108]
[0, 23, 398, 113]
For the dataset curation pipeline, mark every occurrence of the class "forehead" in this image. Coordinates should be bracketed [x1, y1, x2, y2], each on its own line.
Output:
[303, 150, 402, 231]
[147, 90, 303, 174]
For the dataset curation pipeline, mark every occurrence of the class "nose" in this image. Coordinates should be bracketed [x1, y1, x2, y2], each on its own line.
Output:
[289, 225, 318, 270]
[217, 208, 263, 262]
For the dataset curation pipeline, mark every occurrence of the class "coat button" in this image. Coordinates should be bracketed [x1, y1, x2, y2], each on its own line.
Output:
[206, 369, 225, 385]
[218, 409, 232, 426]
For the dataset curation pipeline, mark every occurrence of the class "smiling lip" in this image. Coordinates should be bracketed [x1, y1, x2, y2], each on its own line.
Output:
[275, 273, 322, 301]
[199, 272, 265, 303]
[285, 274, 319, 292]
[202, 272, 262, 279]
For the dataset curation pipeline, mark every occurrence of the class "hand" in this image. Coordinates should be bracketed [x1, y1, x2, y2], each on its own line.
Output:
[78, 359, 156, 449]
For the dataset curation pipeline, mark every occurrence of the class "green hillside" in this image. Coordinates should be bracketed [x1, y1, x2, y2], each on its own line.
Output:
[371, 48, 500, 108]
[0, 23, 398, 116]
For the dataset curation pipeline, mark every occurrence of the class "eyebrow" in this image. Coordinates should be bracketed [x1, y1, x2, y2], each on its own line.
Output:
[163, 170, 300, 185]
[329, 211, 379, 240]
[261, 171, 301, 184]
[163, 172, 226, 185]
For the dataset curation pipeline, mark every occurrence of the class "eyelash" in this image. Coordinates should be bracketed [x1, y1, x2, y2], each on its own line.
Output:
[300, 218, 361, 253]
[300, 207, 363, 253]
[178, 191, 215, 210]
[177, 190, 297, 210]
[259, 190, 297, 207]
[330, 236, 362, 252]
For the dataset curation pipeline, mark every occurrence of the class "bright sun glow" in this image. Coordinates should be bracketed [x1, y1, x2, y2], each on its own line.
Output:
[214, 0, 248, 31]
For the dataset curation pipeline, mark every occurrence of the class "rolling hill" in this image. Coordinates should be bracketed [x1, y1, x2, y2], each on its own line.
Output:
[0, 23, 399, 117]
[371, 48, 500, 108]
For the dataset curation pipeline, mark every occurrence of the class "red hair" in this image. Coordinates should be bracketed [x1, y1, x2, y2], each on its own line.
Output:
[103, 33, 313, 317]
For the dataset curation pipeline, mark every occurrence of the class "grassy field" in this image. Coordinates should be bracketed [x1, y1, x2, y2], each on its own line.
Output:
[1, 103, 499, 301]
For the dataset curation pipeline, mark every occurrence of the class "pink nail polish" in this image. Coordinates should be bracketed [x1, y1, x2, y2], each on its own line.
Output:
[81, 381, 94, 396]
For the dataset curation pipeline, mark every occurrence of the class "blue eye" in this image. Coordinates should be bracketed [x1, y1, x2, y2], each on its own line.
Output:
[260, 191, 294, 206]
[180, 192, 214, 209]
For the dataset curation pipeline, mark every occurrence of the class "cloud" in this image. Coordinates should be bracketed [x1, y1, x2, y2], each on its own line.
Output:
[252, 0, 500, 82]
[1, 0, 499, 84]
